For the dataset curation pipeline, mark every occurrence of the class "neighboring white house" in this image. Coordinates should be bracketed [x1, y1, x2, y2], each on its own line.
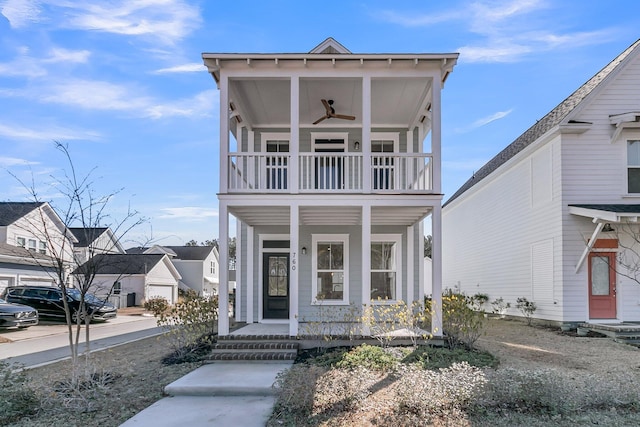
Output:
[89, 253, 181, 306]
[442, 40, 640, 325]
[0, 202, 77, 293]
[130, 245, 220, 296]
[70, 227, 125, 264]
[202, 37, 458, 336]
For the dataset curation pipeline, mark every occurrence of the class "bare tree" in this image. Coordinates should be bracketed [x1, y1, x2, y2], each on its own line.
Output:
[9, 142, 146, 385]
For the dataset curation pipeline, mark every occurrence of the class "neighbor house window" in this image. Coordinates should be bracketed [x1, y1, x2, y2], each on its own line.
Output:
[370, 234, 402, 301]
[210, 261, 216, 275]
[628, 140, 640, 193]
[312, 234, 348, 304]
[27, 239, 37, 252]
[113, 281, 122, 295]
[38, 241, 47, 254]
[16, 237, 26, 248]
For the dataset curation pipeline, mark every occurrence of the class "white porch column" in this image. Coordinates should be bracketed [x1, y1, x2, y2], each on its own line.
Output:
[290, 76, 300, 193]
[246, 225, 254, 323]
[418, 220, 425, 302]
[289, 204, 299, 336]
[235, 219, 242, 323]
[218, 201, 230, 336]
[219, 75, 229, 194]
[431, 76, 442, 194]
[362, 76, 371, 193]
[407, 224, 415, 304]
[361, 204, 371, 307]
[431, 204, 443, 338]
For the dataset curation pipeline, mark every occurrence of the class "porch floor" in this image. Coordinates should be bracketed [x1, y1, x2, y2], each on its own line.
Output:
[230, 323, 290, 336]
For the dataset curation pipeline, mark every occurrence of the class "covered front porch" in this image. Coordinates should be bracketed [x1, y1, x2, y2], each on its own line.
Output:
[216, 196, 443, 338]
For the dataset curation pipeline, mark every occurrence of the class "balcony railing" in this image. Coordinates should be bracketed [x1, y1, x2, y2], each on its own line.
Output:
[227, 153, 432, 193]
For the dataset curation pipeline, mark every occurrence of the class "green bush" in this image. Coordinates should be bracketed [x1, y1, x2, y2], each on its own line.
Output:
[335, 344, 399, 371]
[516, 297, 537, 325]
[440, 290, 486, 349]
[402, 346, 498, 370]
[144, 296, 170, 316]
[0, 361, 40, 424]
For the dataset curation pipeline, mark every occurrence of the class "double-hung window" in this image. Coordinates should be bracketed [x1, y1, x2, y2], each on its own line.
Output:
[27, 239, 37, 252]
[312, 234, 348, 304]
[16, 237, 26, 248]
[370, 234, 402, 301]
[628, 140, 640, 193]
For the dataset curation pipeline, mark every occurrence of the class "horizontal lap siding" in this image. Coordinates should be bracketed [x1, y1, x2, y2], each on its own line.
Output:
[561, 54, 640, 321]
[443, 137, 564, 321]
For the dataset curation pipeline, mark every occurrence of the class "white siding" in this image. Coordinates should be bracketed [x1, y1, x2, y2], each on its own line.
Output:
[443, 136, 564, 321]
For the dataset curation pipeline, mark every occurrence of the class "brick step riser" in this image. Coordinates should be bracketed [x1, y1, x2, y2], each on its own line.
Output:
[207, 352, 297, 361]
[213, 343, 298, 350]
[211, 348, 298, 354]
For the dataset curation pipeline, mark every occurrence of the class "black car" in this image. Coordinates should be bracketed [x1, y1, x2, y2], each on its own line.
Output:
[0, 297, 39, 328]
[0, 286, 117, 322]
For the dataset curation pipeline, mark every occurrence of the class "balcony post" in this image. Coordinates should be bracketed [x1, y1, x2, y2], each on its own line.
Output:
[431, 76, 441, 194]
[362, 76, 371, 193]
[290, 76, 299, 193]
[220, 75, 229, 194]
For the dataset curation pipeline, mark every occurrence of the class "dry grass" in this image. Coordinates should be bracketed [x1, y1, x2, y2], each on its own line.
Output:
[5, 333, 200, 427]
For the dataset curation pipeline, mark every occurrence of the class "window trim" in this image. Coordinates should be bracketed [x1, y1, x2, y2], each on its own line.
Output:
[371, 132, 399, 153]
[16, 237, 26, 248]
[627, 139, 640, 194]
[370, 234, 402, 304]
[261, 132, 291, 153]
[311, 234, 349, 305]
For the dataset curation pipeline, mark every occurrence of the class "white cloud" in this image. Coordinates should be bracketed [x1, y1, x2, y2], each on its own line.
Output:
[376, 9, 460, 27]
[0, 0, 42, 28]
[156, 206, 218, 221]
[145, 90, 216, 119]
[0, 156, 39, 167]
[2, 0, 201, 45]
[0, 122, 100, 141]
[154, 63, 206, 74]
[0, 46, 91, 78]
[44, 47, 91, 64]
[471, 109, 513, 128]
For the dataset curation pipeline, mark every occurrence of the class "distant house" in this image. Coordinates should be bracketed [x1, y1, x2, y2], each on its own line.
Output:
[129, 245, 220, 296]
[442, 40, 640, 325]
[0, 202, 77, 293]
[88, 253, 181, 306]
[70, 227, 125, 264]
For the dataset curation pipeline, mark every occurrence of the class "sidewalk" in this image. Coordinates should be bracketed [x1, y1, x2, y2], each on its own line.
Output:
[120, 361, 293, 427]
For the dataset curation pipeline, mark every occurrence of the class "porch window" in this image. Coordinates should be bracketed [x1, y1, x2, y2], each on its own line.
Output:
[371, 133, 398, 191]
[627, 140, 640, 193]
[370, 234, 401, 301]
[312, 234, 349, 304]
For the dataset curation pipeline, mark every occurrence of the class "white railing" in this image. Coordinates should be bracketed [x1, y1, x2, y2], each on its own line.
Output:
[227, 153, 432, 193]
[299, 153, 363, 192]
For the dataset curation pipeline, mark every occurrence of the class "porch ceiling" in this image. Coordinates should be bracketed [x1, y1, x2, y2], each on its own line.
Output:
[228, 77, 431, 129]
[228, 205, 431, 227]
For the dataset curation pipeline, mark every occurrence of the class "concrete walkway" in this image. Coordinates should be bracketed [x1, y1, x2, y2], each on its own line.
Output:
[120, 361, 293, 427]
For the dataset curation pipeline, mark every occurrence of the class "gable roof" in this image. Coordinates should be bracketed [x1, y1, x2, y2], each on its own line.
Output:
[309, 37, 351, 54]
[164, 245, 216, 261]
[86, 253, 166, 275]
[0, 202, 45, 226]
[0, 241, 57, 267]
[444, 39, 640, 207]
[69, 227, 109, 247]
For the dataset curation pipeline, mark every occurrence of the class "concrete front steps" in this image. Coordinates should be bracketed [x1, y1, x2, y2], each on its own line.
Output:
[578, 322, 640, 347]
[207, 334, 299, 361]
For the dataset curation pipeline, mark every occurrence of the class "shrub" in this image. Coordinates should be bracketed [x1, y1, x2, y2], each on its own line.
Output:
[490, 297, 511, 317]
[440, 290, 486, 349]
[516, 297, 537, 325]
[470, 293, 489, 311]
[361, 299, 430, 348]
[0, 361, 40, 424]
[144, 297, 170, 316]
[402, 346, 498, 370]
[157, 294, 219, 364]
[298, 300, 360, 351]
[395, 362, 487, 420]
[335, 344, 399, 371]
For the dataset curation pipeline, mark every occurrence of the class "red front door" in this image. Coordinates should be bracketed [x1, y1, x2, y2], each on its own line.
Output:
[588, 252, 617, 319]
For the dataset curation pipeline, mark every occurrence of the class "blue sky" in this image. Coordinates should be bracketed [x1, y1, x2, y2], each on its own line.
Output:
[1, 0, 639, 246]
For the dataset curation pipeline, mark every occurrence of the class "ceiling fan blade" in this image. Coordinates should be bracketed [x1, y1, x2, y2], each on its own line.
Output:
[313, 115, 328, 125]
[332, 114, 356, 121]
[321, 99, 331, 113]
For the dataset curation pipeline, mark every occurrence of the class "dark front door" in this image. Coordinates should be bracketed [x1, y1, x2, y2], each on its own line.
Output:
[263, 253, 289, 319]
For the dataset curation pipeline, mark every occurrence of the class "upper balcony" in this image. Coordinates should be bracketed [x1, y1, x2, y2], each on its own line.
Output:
[227, 151, 433, 194]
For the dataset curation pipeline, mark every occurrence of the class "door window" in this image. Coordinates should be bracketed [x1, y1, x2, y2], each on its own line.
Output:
[266, 140, 289, 190]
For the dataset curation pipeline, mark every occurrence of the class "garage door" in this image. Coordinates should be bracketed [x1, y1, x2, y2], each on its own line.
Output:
[147, 285, 175, 304]
[19, 278, 55, 287]
[0, 277, 12, 295]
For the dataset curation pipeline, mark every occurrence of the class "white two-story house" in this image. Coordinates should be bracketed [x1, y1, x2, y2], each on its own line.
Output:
[442, 39, 640, 326]
[203, 38, 458, 336]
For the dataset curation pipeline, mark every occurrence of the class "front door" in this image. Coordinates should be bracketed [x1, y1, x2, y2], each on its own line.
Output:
[588, 252, 617, 319]
[263, 253, 289, 319]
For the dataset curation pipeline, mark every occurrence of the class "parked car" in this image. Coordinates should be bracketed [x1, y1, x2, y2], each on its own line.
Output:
[0, 298, 39, 328]
[0, 286, 117, 322]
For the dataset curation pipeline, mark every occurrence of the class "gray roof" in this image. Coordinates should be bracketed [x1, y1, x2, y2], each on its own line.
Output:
[0, 202, 45, 226]
[80, 254, 165, 275]
[569, 204, 640, 214]
[444, 39, 640, 207]
[69, 227, 109, 247]
[0, 241, 57, 265]
[164, 246, 215, 261]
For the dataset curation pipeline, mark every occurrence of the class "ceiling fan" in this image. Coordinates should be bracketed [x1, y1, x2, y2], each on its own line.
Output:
[312, 99, 356, 125]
